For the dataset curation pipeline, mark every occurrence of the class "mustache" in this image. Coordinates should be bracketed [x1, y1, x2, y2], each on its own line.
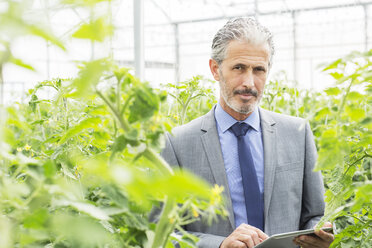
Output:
[233, 88, 258, 97]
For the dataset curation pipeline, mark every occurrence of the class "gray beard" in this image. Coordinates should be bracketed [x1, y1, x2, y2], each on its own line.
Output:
[220, 86, 261, 114]
[223, 94, 257, 114]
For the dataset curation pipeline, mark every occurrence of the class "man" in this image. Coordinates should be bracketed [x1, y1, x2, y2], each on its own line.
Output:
[161, 17, 334, 248]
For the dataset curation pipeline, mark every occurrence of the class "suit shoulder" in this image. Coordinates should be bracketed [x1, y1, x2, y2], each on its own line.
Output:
[260, 107, 305, 123]
[171, 115, 205, 138]
[260, 108, 308, 131]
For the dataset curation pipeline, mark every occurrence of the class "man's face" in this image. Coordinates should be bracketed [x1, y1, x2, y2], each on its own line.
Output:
[210, 40, 270, 117]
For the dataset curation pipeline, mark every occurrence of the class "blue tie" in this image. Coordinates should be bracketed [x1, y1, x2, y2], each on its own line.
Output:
[230, 122, 264, 231]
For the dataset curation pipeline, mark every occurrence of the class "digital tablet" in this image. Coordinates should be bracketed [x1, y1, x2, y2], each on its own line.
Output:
[254, 227, 333, 248]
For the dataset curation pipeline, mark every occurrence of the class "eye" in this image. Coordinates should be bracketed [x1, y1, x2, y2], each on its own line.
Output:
[233, 65, 244, 70]
[254, 66, 266, 72]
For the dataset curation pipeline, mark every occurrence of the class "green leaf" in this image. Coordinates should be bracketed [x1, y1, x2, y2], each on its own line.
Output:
[43, 160, 57, 179]
[360, 117, 372, 126]
[329, 72, 344, 80]
[128, 84, 160, 123]
[72, 17, 113, 42]
[125, 129, 139, 146]
[51, 214, 110, 246]
[352, 183, 372, 211]
[55, 200, 110, 221]
[322, 58, 342, 71]
[315, 107, 330, 121]
[101, 185, 129, 209]
[23, 208, 49, 229]
[347, 91, 364, 101]
[316, 143, 344, 170]
[58, 117, 101, 144]
[69, 59, 111, 97]
[345, 106, 365, 122]
[122, 213, 148, 230]
[113, 67, 130, 83]
[9, 56, 35, 71]
[28, 25, 66, 51]
[324, 87, 341, 96]
[111, 135, 127, 157]
[315, 128, 349, 170]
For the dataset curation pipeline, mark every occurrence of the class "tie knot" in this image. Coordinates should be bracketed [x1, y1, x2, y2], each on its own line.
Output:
[230, 122, 250, 137]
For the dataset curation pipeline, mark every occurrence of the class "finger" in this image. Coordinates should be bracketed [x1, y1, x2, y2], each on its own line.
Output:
[240, 224, 269, 240]
[238, 230, 261, 246]
[295, 239, 314, 248]
[314, 229, 334, 243]
[295, 238, 317, 248]
[232, 240, 249, 248]
[297, 235, 326, 248]
[293, 237, 300, 246]
[313, 221, 333, 231]
[238, 234, 255, 248]
[256, 228, 269, 240]
[322, 222, 333, 228]
[220, 237, 246, 248]
[249, 231, 261, 245]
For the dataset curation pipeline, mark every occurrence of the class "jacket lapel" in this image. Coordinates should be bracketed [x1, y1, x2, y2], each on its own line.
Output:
[200, 107, 235, 230]
[259, 108, 277, 232]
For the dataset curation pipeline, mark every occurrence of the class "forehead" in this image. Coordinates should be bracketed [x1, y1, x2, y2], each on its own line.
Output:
[223, 40, 270, 65]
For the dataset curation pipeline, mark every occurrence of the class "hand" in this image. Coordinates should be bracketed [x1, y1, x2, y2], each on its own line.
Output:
[293, 222, 334, 248]
[220, 223, 268, 248]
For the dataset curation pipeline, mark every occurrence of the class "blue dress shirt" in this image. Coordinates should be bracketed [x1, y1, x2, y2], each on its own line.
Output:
[214, 102, 264, 228]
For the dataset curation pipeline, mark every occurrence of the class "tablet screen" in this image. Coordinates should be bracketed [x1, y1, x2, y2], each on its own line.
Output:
[254, 227, 333, 248]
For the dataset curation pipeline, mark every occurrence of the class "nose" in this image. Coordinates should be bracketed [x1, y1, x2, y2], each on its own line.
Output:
[241, 70, 254, 87]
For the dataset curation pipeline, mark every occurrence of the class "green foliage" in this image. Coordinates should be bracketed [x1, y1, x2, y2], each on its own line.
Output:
[164, 75, 217, 126]
[72, 17, 114, 42]
[0, 69, 226, 247]
[0, 1, 225, 247]
[315, 50, 372, 248]
[261, 50, 372, 247]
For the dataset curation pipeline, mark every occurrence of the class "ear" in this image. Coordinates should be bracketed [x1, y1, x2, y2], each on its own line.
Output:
[209, 59, 220, 81]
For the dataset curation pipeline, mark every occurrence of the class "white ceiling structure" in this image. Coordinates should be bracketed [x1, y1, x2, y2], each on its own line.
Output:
[2, 0, 372, 102]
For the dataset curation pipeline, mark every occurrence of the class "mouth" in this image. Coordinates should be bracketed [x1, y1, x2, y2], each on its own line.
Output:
[237, 93, 255, 101]
[234, 89, 258, 102]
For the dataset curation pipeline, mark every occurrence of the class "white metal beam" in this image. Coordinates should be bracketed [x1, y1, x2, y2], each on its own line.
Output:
[363, 5, 369, 51]
[134, 0, 145, 80]
[174, 23, 180, 83]
[171, 2, 372, 25]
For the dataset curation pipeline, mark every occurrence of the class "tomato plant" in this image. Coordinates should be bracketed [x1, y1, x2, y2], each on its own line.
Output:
[261, 50, 372, 247]
[1, 61, 227, 248]
[163, 76, 217, 126]
[0, 1, 226, 247]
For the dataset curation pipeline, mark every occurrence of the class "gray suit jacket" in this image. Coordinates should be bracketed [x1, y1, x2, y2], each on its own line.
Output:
[162, 106, 325, 248]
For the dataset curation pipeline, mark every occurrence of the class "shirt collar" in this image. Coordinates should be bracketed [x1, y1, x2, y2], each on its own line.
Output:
[214, 102, 261, 133]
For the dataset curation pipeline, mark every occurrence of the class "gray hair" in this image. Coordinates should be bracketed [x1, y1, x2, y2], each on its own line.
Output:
[211, 17, 275, 68]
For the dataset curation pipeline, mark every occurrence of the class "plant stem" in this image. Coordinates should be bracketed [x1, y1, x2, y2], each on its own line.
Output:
[63, 97, 69, 131]
[0, 65, 4, 107]
[120, 94, 134, 116]
[96, 90, 130, 131]
[180, 94, 194, 125]
[142, 148, 174, 176]
[116, 75, 121, 112]
[142, 148, 177, 248]
[348, 215, 367, 224]
[344, 154, 368, 175]
[37, 104, 46, 140]
[337, 78, 354, 122]
[151, 196, 176, 248]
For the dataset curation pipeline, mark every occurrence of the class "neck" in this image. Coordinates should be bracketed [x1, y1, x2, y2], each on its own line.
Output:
[220, 98, 252, 121]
